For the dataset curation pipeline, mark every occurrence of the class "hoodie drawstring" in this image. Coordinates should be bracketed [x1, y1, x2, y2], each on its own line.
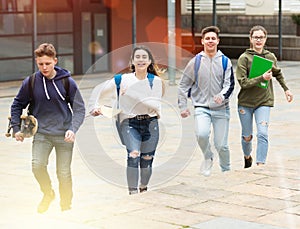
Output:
[43, 77, 50, 100]
[52, 80, 65, 101]
[42, 77, 66, 101]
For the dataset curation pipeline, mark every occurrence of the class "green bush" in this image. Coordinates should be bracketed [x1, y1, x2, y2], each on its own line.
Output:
[291, 14, 300, 25]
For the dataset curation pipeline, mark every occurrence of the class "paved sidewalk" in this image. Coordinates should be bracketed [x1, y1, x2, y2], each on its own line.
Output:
[0, 61, 299, 229]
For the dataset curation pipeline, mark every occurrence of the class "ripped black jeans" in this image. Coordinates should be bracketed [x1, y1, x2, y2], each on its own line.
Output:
[121, 116, 159, 192]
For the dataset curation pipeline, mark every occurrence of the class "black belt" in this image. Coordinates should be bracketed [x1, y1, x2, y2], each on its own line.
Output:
[194, 106, 209, 109]
[131, 115, 153, 120]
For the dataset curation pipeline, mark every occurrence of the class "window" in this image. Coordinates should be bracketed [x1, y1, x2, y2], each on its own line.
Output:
[0, 0, 31, 13]
[37, 0, 73, 12]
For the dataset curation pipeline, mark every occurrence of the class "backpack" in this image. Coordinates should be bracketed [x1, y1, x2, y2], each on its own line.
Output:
[114, 73, 154, 145]
[114, 73, 154, 95]
[187, 54, 229, 98]
[28, 73, 70, 114]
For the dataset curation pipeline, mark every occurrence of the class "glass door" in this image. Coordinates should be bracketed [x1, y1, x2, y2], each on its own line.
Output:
[82, 12, 108, 74]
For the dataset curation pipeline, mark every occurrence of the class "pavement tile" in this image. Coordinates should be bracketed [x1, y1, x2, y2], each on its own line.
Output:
[191, 217, 287, 229]
[225, 182, 299, 199]
[0, 215, 98, 229]
[254, 176, 300, 191]
[125, 204, 214, 227]
[289, 194, 300, 203]
[251, 166, 300, 182]
[257, 211, 300, 229]
[158, 183, 234, 201]
[284, 204, 300, 216]
[215, 193, 298, 212]
[95, 215, 181, 229]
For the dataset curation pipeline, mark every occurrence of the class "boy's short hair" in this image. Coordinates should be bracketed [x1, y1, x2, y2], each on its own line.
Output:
[34, 43, 56, 58]
[201, 26, 220, 38]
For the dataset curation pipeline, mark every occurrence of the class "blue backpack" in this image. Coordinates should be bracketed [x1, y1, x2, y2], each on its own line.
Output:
[114, 73, 154, 98]
[113, 73, 155, 145]
[187, 54, 229, 98]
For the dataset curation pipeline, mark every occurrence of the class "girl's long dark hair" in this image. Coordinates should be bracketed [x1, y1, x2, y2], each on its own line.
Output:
[129, 45, 165, 95]
[129, 46, 160, 76]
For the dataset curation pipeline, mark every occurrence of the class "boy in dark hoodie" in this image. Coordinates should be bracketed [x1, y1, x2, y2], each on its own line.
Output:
[10, 43, 85, 213]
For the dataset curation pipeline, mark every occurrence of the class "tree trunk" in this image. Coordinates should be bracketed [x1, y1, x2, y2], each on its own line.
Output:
[297, 25, 300, 36]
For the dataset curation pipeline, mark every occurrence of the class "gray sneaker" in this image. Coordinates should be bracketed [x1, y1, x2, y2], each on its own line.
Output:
[200, 158, 213, 177]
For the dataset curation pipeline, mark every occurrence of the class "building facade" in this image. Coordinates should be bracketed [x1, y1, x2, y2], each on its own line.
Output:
[0, 0, 182, 82]
[1, 0, 300, 81]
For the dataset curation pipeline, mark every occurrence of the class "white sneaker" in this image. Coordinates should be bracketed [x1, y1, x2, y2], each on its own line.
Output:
[200, 158, 213, 177]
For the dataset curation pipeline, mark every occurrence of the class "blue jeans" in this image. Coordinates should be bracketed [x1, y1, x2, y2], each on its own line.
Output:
[32, 133, 74, 205]
[238, 105, 270, 164]
[121, 117, 159, 192]
[194, 107, 230, 172]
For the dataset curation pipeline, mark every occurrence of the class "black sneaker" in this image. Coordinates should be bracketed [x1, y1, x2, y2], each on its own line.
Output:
[244, 156, 253, 168]
[37, 190, 55, 213]
[139, 186, 147, 193]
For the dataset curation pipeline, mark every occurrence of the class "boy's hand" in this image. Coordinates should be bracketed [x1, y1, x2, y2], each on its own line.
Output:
[180, 109, 190, 118]
[15, 131, 24, 142]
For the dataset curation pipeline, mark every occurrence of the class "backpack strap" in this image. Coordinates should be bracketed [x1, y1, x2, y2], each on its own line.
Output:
[29, 73, 36, 101]
[147, 73, 155, 89]
[221, 55, 228, 78]
[114, 73, 155, 96]
[114, 74, 122, 109]
[28, 73, 36, 115]
[187, 54, 202, 98]
[114, 74, 122, 96]
[62, 77, 70, 103]
[194, 53, 202, 87]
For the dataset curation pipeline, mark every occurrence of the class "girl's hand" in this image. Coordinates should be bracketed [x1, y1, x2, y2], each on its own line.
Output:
[90, 108, 102, 116]
[121, 85, 127, 95]
[262, 70, 272, 81]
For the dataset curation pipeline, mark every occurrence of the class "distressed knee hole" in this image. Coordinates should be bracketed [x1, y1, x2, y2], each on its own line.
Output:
[142, 155, 153, 160]
[243, 135, 252, 142]
[129, 151, 139, 158]
[260, 121, 268, 126]
[239, 109, 246, 115]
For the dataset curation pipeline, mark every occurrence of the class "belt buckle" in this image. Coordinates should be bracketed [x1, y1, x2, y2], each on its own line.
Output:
[136, 115, 143, 120]
[136, 115, 148, 120]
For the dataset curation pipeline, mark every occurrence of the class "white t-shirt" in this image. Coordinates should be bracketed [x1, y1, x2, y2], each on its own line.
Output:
[90, 72, 163, 122]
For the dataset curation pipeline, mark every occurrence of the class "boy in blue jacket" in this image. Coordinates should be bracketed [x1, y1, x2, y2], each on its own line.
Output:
[10, 43, 85, 213]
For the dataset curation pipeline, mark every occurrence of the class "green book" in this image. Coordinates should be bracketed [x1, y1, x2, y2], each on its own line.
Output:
[249, 55, 273, 89]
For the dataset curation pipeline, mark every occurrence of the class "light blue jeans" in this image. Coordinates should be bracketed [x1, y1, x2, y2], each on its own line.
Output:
[238, 105, 270, 164]
[32, 133, 74, 206]
[194, 106, 230, 172]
